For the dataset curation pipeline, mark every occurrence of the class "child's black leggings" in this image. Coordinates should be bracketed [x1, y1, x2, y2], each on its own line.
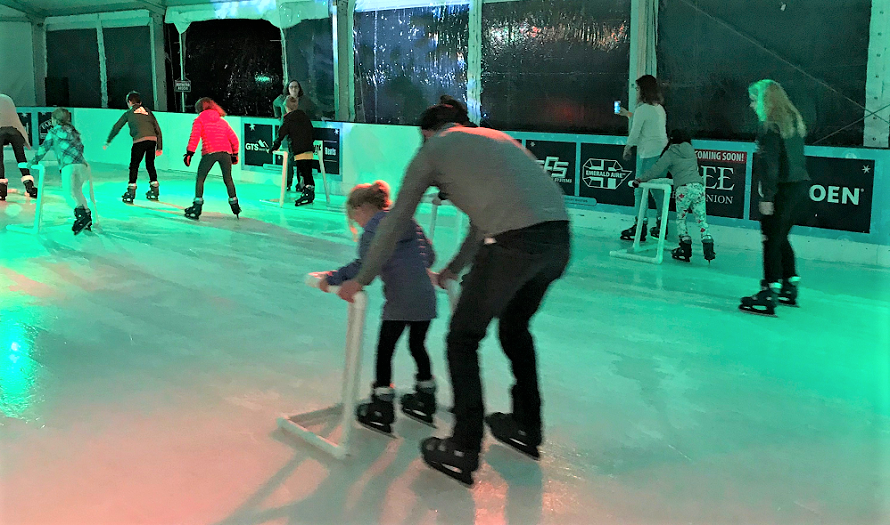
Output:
[374, 320, 432, 388]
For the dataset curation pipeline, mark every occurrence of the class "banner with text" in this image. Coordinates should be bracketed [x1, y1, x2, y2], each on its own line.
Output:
[695, 149, 748, 219]
[243, 123, 275, 167]
[749, 156, 875, 233]
[525, 139, 577, 196]
[578, 143, 636, 206]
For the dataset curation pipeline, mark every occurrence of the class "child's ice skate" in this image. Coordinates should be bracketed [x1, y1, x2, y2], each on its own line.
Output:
[72, 205, 92, 235]
[122, 184, 136, 204]
[485, 412, 541, 459]
[620, 220, 647, 242]
[778, 276, 800, 307]
[228, 197, 241, 218]
[294, 185, 315, 207]
[0, 179, 7, 200]
[702, 236, 716, 263]
[356, 386, 396, 435]
[400, 378, 436, 426]
[649, 218, 665, 239]
[145, 182, 159, 201]
[23, 179, 37, 198]
[671, 236, 692, 262]
[420, 437, 479, 486]
[739, 281, 779, 317]
[184, 198, 203, 220]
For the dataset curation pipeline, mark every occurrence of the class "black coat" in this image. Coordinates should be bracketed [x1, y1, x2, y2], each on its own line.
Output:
[271, 109, 314, 155]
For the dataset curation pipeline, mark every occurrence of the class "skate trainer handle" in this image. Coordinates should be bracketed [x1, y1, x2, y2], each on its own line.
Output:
[306, 273, 367, 308]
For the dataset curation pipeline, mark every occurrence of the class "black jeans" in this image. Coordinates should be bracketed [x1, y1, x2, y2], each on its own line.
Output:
[761, 181, 808, 283]
[129, 140, 158, 184]
[295, 158, 315, 188]
[447, 220, 571, 452]
[0, 126, 30, 181]
[195, 152, 236, 199]
[374, 320, 433, 388]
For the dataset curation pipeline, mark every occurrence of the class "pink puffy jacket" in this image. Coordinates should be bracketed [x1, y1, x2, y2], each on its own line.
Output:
[187, 109, 239, 155]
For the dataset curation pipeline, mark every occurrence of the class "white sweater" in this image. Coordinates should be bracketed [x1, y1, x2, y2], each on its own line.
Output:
[627, 103, 667, 158]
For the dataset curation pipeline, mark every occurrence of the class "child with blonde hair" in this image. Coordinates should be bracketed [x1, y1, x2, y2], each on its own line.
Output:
[321, 180, 438, 434]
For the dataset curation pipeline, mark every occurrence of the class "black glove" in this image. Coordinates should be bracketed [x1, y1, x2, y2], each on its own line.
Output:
[631, 179, 640, 188]
[183, 151, 194, 167]
[231, 153, 239, 165]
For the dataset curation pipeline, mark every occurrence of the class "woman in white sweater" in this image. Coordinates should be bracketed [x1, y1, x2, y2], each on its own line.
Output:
[618, 75, 668, 241]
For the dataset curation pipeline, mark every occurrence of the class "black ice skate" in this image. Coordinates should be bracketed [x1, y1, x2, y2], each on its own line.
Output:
[228, 197, 241, 218]
[24, 179, 37, 198]
[72, 205, 92, 235]
[184, 198, 203, 220]
[145, 182, 159, 201]
[294, 185, 315, 207]
[485, 412, 541, 459]
[400, 378, 437, 426]
[778, 277, 800, 307]
[122, 184, 136, 204]
[0, 180, 7, 200]
[702, 236, 716, 263]
[420, 437, 479, 487]
[649, 219, 666, 239]
[671, 236, 692, 262]
[739, 281, 779, 317]
[356, 386, 396, 435]
[620, 220, 647, 242]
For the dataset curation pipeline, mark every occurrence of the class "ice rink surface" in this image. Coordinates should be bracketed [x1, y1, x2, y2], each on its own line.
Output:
[1, 165, 888, 524]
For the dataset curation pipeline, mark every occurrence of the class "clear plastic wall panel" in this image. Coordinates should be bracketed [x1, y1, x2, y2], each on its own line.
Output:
[354, 5, 469, 125]
[104, 26, 154, 110]
[658, 0, 871, 146]
[284, 18, 335, 120]
[46, 29, 101, 108]
[481, 0, 630, 133]
[185, 19, 284, 116]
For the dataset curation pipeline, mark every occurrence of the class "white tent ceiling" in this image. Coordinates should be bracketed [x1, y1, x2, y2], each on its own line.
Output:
[0, 0, 213, 19]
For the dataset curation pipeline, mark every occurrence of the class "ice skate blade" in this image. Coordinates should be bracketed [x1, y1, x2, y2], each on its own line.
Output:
[671, 255, 691, 262]
[400, 407, 436, 428]
[422, 458, 474, 487]
[356, 419, 396, 438]
[738, 304, 777, 317]
[490, 435, 540, 460]
[778, 299, 799, 307]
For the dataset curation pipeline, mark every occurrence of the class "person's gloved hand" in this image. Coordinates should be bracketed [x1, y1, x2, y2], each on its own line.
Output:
[759, 201, 774, 216]
[183, 151, 194, 167]
[231, 153, 239, 165]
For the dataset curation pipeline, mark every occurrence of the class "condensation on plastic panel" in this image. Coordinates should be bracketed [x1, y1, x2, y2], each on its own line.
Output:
[658, 0, 871, 146]
[104, 26, 154, 110]
[354, 5, 469, 125]
[183, 19, 284, 117]
[481, 0, 630, 134]
[284, 18, 336, 120]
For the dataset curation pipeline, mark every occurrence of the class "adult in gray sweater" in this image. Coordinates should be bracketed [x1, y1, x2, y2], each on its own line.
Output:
[105, 91, 163, 202]
[336, 102, 571, 486]
[635, 129, 715, 262]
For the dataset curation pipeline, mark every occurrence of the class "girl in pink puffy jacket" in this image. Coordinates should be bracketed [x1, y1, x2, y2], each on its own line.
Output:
[183, 97, 241, 220]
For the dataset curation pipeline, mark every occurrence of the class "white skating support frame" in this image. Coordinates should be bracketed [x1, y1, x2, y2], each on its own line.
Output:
[277, 273, 367, 459]
[6, 163, 100, 235]
[267, 141, 330, 208]
[610, 179, 672, 264]
[424, 191, 467, 252]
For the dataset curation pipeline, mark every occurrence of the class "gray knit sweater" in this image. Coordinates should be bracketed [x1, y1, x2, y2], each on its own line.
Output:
[639, 142, 703, 188]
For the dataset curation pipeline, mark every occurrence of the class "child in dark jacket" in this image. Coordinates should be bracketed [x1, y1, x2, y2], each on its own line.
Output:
[183, 98, 241, 220]
[270, 95, 316, 206]
[635, 129, 715, 263]
[321, 180, 438, 434]
[105, 91, 163, 203]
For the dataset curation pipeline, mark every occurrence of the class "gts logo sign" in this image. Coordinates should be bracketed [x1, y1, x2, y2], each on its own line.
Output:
[245, 140, 268, 151]
[536, 156, 570, 181]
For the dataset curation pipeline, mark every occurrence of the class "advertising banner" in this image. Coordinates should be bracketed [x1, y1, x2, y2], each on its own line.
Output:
[243, 123, 274, 167]
[525, 139, 576, 196]
[695, 149, 748, 219]
[578, 143, 636, 206]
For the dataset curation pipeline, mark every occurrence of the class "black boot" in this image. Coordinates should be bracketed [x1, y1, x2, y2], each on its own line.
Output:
[72, 205, 92, 235]
[485, 412, 542, 459]
[23, 179, 37, 198]
[671, 236, 693, 262]
[294, 185, 315, 207]
[649, 219, 665, 239]
[739, 281, 779, 316]
[0, 179, 7, 201]
[122, 184, 136, 204]
[145, 182, 159, 201]
[702, 236, 716, 263]
[620, 220, 647, 242]
[778, 276, 800, 307]
[356, 386, 395, 435]
[228, 197, 241, 218]
[400, 378, 437, 426]
[420, 437, 479, 486]
[184, 198, 203, 220]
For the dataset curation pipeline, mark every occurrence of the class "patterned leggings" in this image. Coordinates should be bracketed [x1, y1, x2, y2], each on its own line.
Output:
[675, 183, 711, 240]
